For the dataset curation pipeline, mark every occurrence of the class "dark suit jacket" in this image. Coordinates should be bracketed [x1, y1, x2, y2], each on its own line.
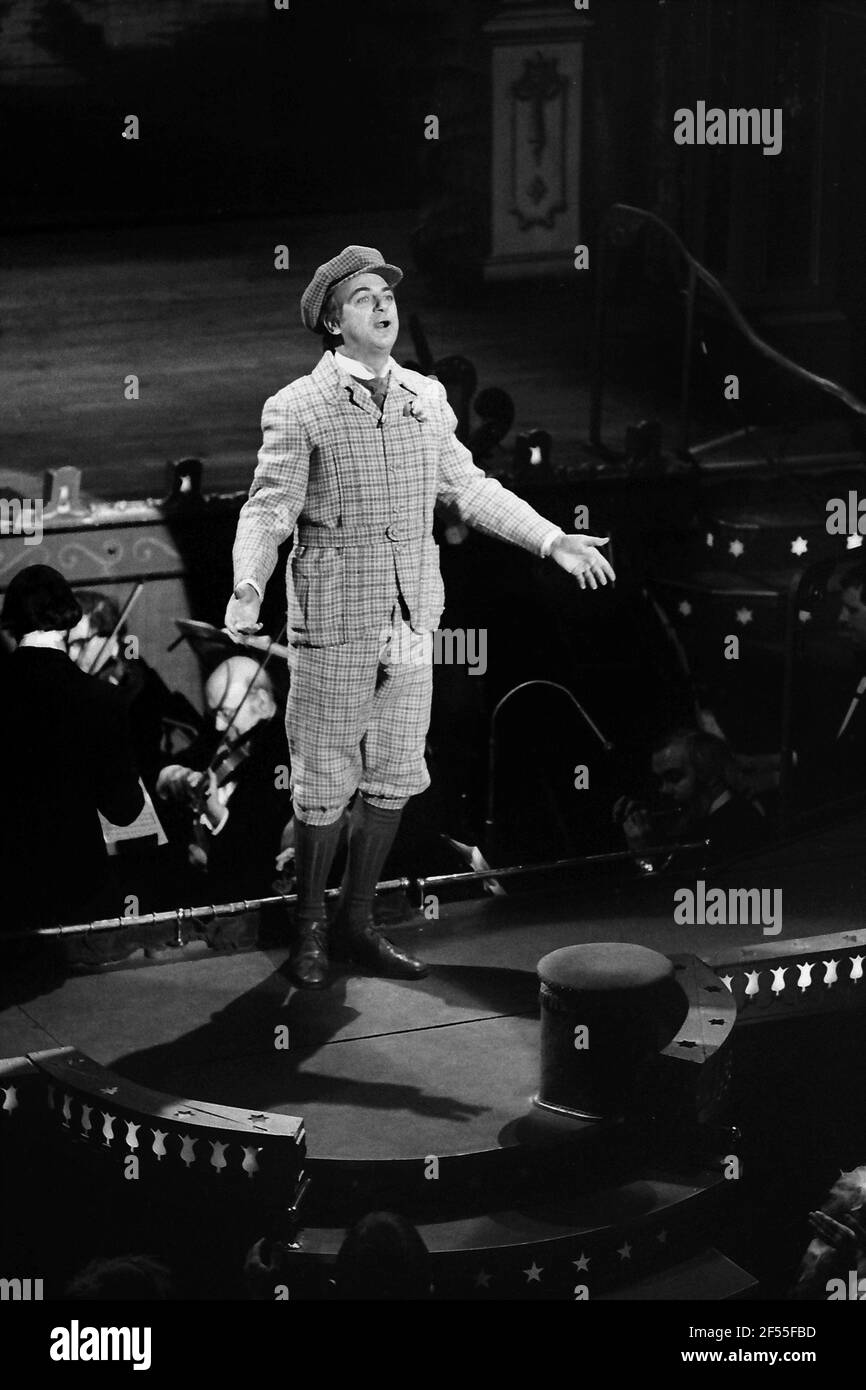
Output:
[0, 647, 144, 928]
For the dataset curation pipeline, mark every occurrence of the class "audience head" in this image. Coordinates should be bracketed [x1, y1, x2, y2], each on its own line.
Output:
[837, 563, 866, 652]
[67, 590, 123, 674]
[651, 727, 737, 815]
[205, 655, 276, 737]
[334, 1211, 432, 1300]
[63, 1253, 174, 1300]
[0, 565, 81, 643]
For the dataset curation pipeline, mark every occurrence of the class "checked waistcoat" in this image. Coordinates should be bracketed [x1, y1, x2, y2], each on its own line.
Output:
[233, 350, 556, 646]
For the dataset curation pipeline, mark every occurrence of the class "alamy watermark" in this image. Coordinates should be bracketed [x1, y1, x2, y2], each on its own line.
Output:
[0, 1276, 43, 1300]
[674, 102, 782, 157]
[383, 625, 487, 675]
[827, 492, 866, 535]
[49, 1321, 151, 1370]
[0, 498, 43, 546]
[674, 880, 782, 936]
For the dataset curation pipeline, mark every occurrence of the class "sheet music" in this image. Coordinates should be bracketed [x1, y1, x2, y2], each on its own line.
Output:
[99, 779, 168, 853]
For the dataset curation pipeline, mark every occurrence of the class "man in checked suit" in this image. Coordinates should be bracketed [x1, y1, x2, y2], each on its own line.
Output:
[225, 245, 614, 989]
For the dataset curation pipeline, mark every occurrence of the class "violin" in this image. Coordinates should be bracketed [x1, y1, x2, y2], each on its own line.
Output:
[185, 724, 259, 867]
[209, 724, 259, 793]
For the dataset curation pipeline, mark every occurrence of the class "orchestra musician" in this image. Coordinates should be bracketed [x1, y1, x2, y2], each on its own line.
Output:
[613, 726, 768, 870]
[67, 589, 197, 792]
[156, 654, 295, 903]
[0, 565, 145, 928]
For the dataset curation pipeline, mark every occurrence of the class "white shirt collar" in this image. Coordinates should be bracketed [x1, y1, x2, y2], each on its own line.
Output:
[708, 788, 733, 816]
[334, 350, 397, 380]
[18, 631, 68, 651]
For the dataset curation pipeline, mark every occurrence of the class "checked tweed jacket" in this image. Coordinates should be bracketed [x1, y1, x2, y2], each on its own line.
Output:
[233, 350, 558, 646]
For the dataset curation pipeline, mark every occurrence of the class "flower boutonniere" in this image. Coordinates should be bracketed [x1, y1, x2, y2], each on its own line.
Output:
[403, 399, 429, 424]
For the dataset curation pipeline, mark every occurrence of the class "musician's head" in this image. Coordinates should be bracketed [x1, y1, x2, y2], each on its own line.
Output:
[651, 727, 736, 814]
[1, 564, 81, 645]
[205, 655, 276, 737]
[67, 590, 123, 675]
[837, 563, 866, 651]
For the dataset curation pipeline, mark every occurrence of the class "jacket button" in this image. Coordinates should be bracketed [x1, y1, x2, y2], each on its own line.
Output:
[385, 523, 398, 541]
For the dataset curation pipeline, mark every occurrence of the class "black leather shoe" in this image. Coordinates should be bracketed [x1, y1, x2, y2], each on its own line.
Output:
[290, 921, 329, 989]
[335, 921, 427, 979]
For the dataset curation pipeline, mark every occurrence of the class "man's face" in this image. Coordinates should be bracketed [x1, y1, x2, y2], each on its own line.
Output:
[837, 585, 866, 651]
[206, 672, 265, 739]
[330, 272, 398, 361]
[651, 742, 698, 805]
[67, 615, 118, 674]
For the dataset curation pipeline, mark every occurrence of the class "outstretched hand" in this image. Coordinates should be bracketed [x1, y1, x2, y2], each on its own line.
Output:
[550, 534, 615, 590]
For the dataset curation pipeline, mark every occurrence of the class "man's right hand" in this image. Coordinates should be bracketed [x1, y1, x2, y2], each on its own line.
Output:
[613, 796, 651, 851]
[225, 582, 262, 639]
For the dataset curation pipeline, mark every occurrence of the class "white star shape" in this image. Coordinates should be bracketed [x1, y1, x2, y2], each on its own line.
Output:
[678, 600, 692, 617]
[729, 539, 744, 558]
[847, 534, 864, 550]
[573, 1253, 590, 1272]
[706, 532, 714, 548]
[735, 607, 753, 626]
[791, 536, 808, 556]
[617, 1241, 632, 1260]
[524, 1262, 543, 1283]
[474, 1270, 492, 1289]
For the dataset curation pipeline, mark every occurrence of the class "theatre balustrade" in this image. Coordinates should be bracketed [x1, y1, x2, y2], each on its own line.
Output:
[0, 1046, 305, 1201]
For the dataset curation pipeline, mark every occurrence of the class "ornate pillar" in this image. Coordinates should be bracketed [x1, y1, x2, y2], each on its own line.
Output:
[484, 1, 592, 280]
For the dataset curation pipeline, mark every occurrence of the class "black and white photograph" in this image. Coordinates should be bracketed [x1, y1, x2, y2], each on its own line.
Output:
[1, 0, 865, 1359]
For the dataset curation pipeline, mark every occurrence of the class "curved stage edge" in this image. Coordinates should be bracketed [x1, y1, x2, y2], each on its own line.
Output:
[4, 811, 866, 1300]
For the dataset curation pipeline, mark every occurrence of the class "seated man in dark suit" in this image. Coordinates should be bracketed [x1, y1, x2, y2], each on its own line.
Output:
[0, 566, 145, 929]
[614, 726, 768, 871]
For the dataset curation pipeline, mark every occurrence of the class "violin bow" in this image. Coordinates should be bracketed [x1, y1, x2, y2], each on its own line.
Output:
[88, 582, 145, 674]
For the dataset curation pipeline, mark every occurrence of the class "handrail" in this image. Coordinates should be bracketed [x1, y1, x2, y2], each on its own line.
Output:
[0, 844, 705, 944]
[591, 203, 866, 458]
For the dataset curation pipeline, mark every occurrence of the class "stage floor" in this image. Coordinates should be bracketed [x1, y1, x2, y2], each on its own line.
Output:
[2, 807, 864, 1160]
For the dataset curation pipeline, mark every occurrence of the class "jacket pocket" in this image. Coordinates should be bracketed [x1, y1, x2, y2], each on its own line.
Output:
[289, 546, 346, 645]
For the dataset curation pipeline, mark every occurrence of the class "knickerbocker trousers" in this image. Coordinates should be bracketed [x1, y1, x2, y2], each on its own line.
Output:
[287, 598, 433, 825]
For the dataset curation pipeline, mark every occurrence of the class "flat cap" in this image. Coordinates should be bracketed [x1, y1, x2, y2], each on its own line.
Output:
[300, 245, 403, 334]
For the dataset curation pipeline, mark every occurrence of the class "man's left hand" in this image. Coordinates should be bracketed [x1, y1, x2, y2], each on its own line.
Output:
[550, 534, 615, 589]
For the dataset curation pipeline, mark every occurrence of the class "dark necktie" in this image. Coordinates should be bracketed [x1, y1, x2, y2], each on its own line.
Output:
[351, 372, 389, 411]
